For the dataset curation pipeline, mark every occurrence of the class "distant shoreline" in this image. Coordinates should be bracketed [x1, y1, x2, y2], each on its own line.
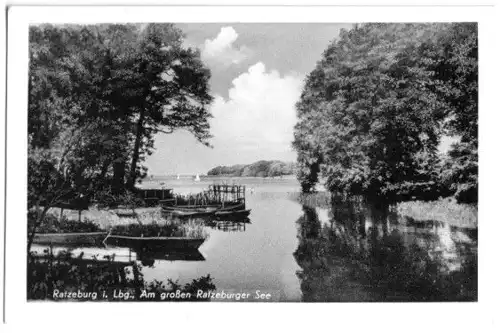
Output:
[146, 174, 298, 179]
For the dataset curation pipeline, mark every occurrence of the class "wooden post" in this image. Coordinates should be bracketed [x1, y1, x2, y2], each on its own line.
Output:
[59, 207, 64, 221]
[78, 210, 82, 222]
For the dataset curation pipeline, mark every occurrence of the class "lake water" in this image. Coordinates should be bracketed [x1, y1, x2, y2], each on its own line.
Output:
[33, 176, 478, 301]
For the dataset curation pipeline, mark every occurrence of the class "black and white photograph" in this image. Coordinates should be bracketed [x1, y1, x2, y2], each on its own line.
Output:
[24, 20, 479, 303]
[3, 3, 499, 331]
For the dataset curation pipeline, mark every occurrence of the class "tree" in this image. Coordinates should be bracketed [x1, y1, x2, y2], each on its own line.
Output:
[434, 23, 478, 203]
[293, 23, 477, 203]
[123, 24, 213, 188]
[28, 23, 214, 250]
[28, 25, 122, 250]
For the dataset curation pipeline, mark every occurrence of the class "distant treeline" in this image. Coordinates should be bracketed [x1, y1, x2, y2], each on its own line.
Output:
[207, 160, 296, 177]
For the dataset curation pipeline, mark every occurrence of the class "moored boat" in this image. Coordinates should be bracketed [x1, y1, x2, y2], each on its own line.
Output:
[103, 235, 206, 251]
[32, 232, 108, 246]
[161, 204, 219, 212]
[160, 199, 245, 212]
[114, 210, 138, 218]
[214, 209, 251, 220]
[162, 209, 216, 218]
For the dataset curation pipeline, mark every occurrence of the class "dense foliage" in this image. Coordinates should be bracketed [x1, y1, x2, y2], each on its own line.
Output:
[207, 160, 296, 177]
[29, 24, 212, 201]
[28, 23, 213, 249]
[293, 23, 477, 204]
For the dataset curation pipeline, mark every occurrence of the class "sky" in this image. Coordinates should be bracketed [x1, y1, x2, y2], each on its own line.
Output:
[144, 23, 352, 176]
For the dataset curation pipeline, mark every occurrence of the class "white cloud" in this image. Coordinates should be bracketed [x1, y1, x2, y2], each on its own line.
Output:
[201, 26, 251, 67]
[210, 62, 303, 156]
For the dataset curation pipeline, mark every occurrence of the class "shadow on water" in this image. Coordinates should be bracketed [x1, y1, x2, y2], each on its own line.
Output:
[28, 244, 214, 301]
[294, 200, 477, 302]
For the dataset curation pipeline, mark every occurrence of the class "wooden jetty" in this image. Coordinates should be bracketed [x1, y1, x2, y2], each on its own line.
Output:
[160, 184, 247, 208]
[208, 184, 246, 208]
[32, 231, 108, 246]
[160, 184, 249, 220]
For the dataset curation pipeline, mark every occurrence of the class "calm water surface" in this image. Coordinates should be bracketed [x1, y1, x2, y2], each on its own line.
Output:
[35, 177, 478, 301]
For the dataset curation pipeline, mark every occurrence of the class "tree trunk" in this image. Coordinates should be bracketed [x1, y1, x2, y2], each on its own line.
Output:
[27, 205, 51, 253]
[127, 109, 145, 189]
[112, 162, 126, 195]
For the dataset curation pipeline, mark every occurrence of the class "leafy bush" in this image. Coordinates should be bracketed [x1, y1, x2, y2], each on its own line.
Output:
[28, 211, 103, 233]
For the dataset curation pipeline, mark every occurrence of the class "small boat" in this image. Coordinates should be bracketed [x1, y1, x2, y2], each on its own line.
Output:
[214, 209, 251, 219]
[161, 200, 245, 212]
[32, 232, 108, 246]
[114, 211, 138, 218]
[161, 204, 219, 212]
[217, 201, 246, 212]
[104, 235, 206, 251]
[136, 249, 205, 262]
[194, 174, 201, 182]
[162, 209, 216, 218]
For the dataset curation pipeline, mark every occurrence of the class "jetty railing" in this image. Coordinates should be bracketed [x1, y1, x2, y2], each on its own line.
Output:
[208, 185, 246, 207]
[161, 184, 247, 208]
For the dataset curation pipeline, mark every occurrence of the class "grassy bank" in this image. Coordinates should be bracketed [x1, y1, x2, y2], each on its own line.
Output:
[396, 198, 477, 229]
[290, 192, 478, 229]
[30, 208, 209, 239]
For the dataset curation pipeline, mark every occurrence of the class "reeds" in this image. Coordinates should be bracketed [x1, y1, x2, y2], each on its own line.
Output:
[288, 192, 332, 209]
[110, 211, 209, 239]
[173, 219, 209, 239]
[396, 197, 477, 228]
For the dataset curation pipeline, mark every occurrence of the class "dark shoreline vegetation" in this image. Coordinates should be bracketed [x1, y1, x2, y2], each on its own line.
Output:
[207, 160, 297, 177]
[28, 251, 216, 301]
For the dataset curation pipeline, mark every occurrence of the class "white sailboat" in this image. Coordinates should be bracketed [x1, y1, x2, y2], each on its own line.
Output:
[194, 173, 201, 182]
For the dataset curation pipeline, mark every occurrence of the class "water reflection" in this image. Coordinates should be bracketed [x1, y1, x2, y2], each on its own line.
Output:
[205, 219, 250, 232]
[31, 243, 206, 268]
[294, 201, 477, 301]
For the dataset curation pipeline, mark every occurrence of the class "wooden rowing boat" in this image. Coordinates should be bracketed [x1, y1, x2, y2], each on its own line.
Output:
[216, 201, 246, 212]
[161, 209, 216, 218]
[214, 209, 251, 219]
[161, 200, 245, 212]
[136, 249, 205, 262]
[103, 235, 206, 251]
[32, 232, 108, 246]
